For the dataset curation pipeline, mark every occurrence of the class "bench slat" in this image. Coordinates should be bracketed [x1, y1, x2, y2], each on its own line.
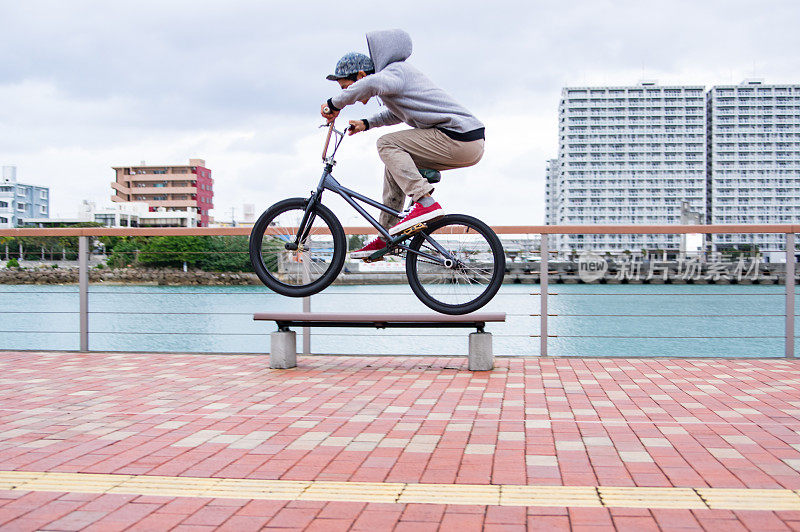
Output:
[254, 312, 505, 332]
[253, 312, 506, 324]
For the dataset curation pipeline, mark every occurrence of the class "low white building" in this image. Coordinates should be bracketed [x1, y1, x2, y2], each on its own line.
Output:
[20, 200, 187, 228]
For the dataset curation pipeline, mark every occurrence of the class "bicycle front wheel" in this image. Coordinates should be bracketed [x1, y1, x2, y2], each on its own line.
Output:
[249, 197, 346, 297]
[406, 214, 505, 315]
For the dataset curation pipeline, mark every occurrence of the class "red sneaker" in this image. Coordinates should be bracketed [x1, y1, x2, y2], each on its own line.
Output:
[389, 201, 444, 236]
[350, 237, 387, 259]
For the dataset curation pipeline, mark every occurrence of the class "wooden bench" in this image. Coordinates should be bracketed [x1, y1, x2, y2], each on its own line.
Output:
[253, 312, 506, 371]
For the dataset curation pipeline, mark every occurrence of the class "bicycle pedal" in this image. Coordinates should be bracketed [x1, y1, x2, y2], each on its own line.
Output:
[402, 223, 427, 236]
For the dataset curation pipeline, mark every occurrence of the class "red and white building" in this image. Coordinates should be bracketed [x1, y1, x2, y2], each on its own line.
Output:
[111, 158, 214, 227]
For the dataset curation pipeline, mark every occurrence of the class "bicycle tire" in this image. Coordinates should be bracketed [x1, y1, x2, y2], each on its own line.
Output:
[249, 197, 346, 297]
[406, 214, 505, 315]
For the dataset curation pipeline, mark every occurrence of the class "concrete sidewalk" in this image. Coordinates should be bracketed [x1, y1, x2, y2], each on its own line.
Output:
[1, 351, 800, 530]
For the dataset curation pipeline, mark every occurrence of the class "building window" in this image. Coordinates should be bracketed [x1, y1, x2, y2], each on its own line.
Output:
[0, 201, 7, 208]
[17, 204, 25, 211]
[39, 190, 47, 199]
[39, 206, 46, 214]
[0, 217, 6, 224]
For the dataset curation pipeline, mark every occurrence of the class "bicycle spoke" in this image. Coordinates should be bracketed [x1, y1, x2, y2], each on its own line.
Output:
[254, 202, 339, 290]
[409, 219, 502, 310]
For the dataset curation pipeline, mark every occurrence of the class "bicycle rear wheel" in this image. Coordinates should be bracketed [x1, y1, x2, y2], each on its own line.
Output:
[406, 214, 505, 315]
[249, 197, 346, 297]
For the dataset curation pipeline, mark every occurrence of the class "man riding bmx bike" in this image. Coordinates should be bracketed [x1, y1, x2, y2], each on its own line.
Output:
[321, 28, 486, 260]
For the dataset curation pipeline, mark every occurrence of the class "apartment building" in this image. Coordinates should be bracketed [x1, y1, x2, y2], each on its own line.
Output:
[111, 158, 213, 227]
[544, 158, 558, 225]
[707, 80, 800, 262]
[0, 166, 50, 228]
[550, 83, 707, 254]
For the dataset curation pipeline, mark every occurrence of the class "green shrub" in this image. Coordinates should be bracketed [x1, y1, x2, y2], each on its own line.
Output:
[6, 258, 19, 268]
[106, 237, 143, 269]
[348, 235, 367, 251]
[104, 235, 254, 272]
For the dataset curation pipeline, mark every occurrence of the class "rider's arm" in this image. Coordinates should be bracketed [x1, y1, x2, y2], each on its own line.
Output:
[366, 108, 402, 128]
[330, 69, 403, 110]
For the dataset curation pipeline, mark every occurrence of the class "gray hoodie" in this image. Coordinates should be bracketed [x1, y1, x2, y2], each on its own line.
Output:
[330, 29, 485, 139]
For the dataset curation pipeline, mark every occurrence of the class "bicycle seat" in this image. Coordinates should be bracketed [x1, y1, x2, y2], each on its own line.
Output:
[418, 168, 441, 183]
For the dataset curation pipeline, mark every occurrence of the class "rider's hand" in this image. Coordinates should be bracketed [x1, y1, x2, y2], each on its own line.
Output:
[348, 120, 367, 135]
[321, 103, 339, 123]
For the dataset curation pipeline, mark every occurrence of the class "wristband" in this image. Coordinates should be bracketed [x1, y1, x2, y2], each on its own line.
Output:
[326, 98, 340, 112]
[362, 119, 370, 130]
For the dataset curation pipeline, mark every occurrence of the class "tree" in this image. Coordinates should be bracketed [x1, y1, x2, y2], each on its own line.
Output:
[348, 235, 367, 251]
[198, 236, 252, 272]
[137, 236, 208, 268]
[107, 237, 144, 268]
[105, 235, 257, 272]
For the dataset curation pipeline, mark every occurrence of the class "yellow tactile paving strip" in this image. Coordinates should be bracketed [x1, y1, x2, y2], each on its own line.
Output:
[2, 471, 800, 511]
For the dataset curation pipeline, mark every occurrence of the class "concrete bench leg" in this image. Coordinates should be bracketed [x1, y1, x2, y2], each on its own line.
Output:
[469, 332, 493, 371]
[270, 330, 297, 369]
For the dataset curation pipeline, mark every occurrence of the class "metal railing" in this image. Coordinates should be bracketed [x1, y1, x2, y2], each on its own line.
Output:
[0, 224, 797, 357]
[537, 225, 797, 359]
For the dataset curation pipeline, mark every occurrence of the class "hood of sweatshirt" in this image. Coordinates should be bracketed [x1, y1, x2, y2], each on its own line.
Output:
[366, 29, 412, 72]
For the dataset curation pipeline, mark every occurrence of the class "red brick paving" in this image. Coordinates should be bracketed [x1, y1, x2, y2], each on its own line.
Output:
[1, 352, 800, 529]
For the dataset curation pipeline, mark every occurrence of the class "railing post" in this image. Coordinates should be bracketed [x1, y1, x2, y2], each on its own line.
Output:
[786, 233, 795, 359]
[302, 296, 311, 355]
[302, 252, 311, 355]
[79, 236, 89, 351]
[540, 233, 548, 357]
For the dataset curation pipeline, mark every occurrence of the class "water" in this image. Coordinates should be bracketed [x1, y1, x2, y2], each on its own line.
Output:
[0, 284, 792, 357]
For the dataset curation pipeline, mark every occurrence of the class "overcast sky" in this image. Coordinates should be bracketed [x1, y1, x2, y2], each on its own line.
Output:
[3, 0, 800, 225]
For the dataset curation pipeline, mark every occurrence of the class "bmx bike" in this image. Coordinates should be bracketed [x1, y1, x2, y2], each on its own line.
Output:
[248, 121, 505, 315]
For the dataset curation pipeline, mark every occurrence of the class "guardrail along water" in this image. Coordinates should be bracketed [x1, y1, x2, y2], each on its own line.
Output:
[1, 226, 796, 357]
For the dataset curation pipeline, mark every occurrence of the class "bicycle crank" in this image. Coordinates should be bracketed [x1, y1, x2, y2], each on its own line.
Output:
[364, 226, 427, 262]
[401, 222, 427, 236]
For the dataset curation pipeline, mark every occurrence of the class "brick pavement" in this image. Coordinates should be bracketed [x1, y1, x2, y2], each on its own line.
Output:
[1, 351, 800, 530]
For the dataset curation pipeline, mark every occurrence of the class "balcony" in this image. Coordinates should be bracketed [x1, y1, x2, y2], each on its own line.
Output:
[110, 182, 131, 195]
[118, 174, 199, 183]
[142, 199, 197, 208]
[126, 186, 199, 195]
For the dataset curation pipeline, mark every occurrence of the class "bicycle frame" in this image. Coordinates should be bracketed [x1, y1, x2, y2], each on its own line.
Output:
[292, 123, 455, 265]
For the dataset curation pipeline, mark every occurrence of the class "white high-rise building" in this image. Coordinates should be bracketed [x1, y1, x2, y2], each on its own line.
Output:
[550, 82, 707, 255]
[544, 158, 558, 225]
[707, 80, 800, 262]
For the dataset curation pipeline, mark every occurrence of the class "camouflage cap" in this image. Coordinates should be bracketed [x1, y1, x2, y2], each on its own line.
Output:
[326, 52, 375, 81]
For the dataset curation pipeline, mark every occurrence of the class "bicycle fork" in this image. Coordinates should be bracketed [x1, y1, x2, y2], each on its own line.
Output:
[288, 193, 321, 251]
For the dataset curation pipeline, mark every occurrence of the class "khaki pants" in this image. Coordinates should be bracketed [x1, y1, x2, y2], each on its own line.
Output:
[376, 128, 484, 228]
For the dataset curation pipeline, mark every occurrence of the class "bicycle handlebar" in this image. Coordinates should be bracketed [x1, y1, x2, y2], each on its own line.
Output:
[321, 111, 356, 162]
